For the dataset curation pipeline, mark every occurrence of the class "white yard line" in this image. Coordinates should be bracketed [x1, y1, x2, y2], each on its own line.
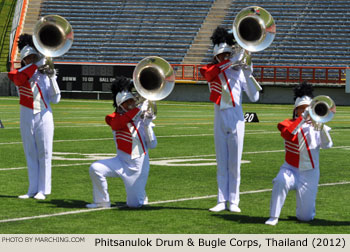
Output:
[0, 138, 112, 145]
[1, 146, 349, 171]
[0, 163, 92, 171]
[0, 181, 349, 224]
[0, 150, 282, 171]
[0, 125, 108, 130]
[0, 131, 275, 145]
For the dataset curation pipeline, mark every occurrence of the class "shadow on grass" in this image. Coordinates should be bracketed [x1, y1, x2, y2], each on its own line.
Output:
[286, 216, 350, 227]
[36, 200, 207, 211]
[0, 195, 19, 199]
[37, 199, 89, 209]
[33, 200, 350, 227]
[212, 214, 350, 226]
[212, 213, 267, 225]
[113, 202, 207, 211]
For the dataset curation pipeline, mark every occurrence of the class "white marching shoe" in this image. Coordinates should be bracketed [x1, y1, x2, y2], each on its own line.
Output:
[229, 204, 241, 213]
[265, 217, 279, 226]
[143, 196, 149, 205]
[34, 192, 46, 200]
[209, 202, 226, 212]
[18, 194, 34, 199]
[86, 202, 111, 209]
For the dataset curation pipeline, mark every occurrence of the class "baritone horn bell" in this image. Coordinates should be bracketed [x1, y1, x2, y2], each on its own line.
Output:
[230, 6, 275, 92]
[33, 15, 73, 58]
[232, 6, 276, 52]
[133, 56, 175, 101]
[309, 95, 336, 130]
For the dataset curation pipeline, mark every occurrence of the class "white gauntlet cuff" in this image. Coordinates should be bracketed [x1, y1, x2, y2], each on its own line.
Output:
[50, 77, 60, 96]
[146, 122, 156, 142]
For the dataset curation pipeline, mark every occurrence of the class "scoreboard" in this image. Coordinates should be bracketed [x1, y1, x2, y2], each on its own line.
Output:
[55, 64, 135, 92]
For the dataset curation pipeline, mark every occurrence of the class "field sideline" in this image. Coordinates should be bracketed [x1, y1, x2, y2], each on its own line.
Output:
[0, 97, 349, 234]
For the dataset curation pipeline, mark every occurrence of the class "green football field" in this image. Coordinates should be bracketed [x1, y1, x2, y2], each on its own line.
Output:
[0, 97, 349, 234]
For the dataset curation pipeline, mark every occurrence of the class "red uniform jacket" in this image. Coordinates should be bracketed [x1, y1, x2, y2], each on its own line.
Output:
[200, 59, 235, 107]
[8, 64, 48, 112]
[278, 116, 315, 169]
[105, 108, 145, 159]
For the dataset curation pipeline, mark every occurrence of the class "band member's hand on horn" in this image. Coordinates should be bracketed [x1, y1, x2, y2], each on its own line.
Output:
[139, 100, 156, 120]
[37, 57, 55, 77]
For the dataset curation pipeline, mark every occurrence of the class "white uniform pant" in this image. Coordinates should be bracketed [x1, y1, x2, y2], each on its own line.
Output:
[89, 152, 149, 208]
[214, 109, 245, 206]
[269, 163, 320, 221]
[20, 106, 53, 195]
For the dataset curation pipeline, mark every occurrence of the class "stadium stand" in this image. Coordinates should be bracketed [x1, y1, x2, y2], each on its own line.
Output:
[39, 0, 215, 64]
[10, 0, 350, 69]
[1, 0, 350, 104]
[202, 0, 350, 68]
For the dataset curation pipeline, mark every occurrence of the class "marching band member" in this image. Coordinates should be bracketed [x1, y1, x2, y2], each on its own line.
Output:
[265, 82, 333, 225]
[86, 76, 157, 208]
[200, 27, 261, 213]
[8, 34, 61, 200]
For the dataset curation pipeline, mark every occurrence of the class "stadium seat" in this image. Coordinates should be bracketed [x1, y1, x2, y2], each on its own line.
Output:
[39, 0, 214, 64]
[201, 0, 350, 67]
[38, 0, 350, 67]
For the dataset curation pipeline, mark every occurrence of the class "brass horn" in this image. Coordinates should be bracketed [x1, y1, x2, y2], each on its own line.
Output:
[133, 56, 175, 101]
[229, 6, 276, 91]
[33, 15, 73, 58]
[309, 95, 336, 130]
[232, 6, 276, 52]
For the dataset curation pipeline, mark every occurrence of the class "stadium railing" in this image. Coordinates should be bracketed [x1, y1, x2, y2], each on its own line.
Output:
[173, 64, 347, 85]
[9, 59, 346, 85]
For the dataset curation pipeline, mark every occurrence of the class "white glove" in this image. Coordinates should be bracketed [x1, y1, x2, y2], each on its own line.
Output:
[35, 57, 46, 67]
[230, 48, 245, 64]
[145, 122, 156, 145]
[243, 64, 253, 77]
[37, 58, 55, 77]
[143, 112, 156, 126]
[219, 61, 233, 71]
[144, 117, 152, 126]
[301, 107, 314, 125]
[140, 100, 149, 112]
[302, 107, 310, 120]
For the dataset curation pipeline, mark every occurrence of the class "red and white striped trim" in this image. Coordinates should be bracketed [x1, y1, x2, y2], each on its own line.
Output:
[210, 81, 221, 93]
[19, 86, 32, 92]
[19, 90, 33, 98]
[116, 131, 132, 143]
[18, 86, 33, 97]
[285, 141, 299, 154]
